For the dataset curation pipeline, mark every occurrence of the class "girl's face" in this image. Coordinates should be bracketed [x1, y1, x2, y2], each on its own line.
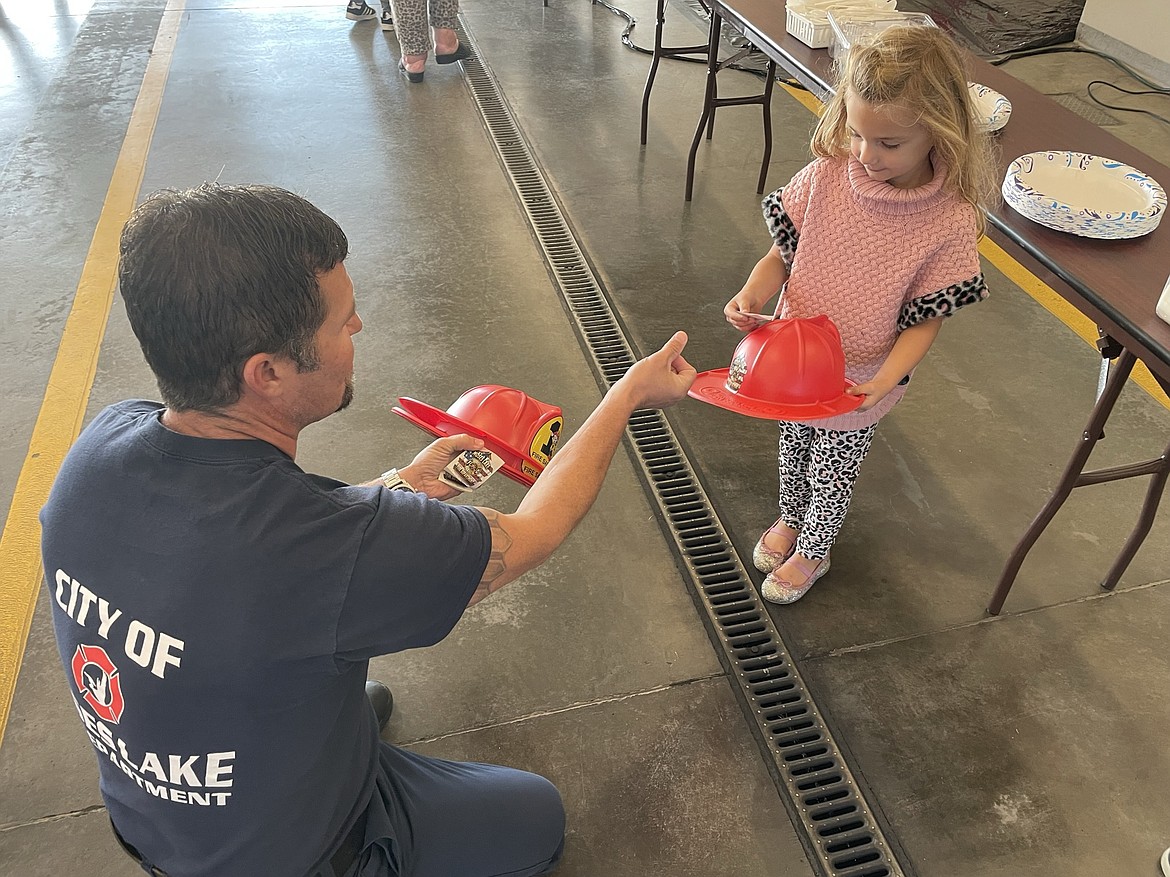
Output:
[844, 91, 935, 189]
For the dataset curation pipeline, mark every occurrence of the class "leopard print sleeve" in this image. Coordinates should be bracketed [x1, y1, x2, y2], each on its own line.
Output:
[762, 189, 799, 268]
[897, 273, 988, 331]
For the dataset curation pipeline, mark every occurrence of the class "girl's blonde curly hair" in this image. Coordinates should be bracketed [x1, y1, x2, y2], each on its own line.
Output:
[812, 25, 998, 236]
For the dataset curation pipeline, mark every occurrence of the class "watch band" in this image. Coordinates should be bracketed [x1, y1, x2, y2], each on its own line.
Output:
[379, 468, 416, 492]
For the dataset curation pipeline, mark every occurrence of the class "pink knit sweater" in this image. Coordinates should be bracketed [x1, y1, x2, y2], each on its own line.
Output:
[765, 155, 986, 431]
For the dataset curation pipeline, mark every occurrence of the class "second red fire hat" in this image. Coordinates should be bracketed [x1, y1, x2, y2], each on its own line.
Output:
[393, 385, 564, 487]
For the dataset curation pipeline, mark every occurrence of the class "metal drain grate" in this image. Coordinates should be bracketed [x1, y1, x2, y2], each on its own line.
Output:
[454, 20, 903, 877]
[1051, 92, 1120, 126]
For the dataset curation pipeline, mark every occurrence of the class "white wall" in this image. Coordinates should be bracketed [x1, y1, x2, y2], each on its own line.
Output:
[1079, 0, 1170, 84]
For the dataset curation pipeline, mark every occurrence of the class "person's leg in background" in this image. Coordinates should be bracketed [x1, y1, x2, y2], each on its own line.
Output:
[388, 0, 429, 81]
[427, 0, 470, 63]
[346, 0, 380, 22]
[347, 0, 392, 31]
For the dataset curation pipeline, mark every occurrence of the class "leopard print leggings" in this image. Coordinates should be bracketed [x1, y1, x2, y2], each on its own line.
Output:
[775, 421, 876, 560]
[389, 0, 460, 56]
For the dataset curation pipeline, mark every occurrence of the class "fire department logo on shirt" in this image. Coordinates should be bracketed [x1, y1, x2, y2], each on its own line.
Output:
[71, 644, 125, 724]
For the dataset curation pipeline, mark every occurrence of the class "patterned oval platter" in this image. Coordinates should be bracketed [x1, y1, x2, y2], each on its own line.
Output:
[1002, 151, 1167, 239]
[969, 82, 1011, 132]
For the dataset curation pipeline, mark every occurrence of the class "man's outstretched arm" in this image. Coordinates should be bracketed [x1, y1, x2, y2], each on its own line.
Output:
[469, 331, 696, 605]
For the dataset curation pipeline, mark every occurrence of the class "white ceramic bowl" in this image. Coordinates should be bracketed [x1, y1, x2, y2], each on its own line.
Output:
[1002, 151, 1166, 239]
[969, 82, 1011, 132]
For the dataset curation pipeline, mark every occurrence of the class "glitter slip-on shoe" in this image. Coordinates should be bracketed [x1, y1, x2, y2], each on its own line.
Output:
[435, 42, 471, 64]
[752, 518, 798, 573]
[762, 553, 830, 605]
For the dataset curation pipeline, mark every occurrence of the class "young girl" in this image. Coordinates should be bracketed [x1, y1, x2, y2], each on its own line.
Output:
[724, 25, 997, 604]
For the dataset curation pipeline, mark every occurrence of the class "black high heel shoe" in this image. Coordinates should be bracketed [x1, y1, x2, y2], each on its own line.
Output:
[435, 42, 471, 64]
[398, 60, 424, 83]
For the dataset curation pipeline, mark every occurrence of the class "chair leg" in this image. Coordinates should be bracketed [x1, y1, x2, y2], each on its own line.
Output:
[687, 105, 713, 202]
[641, 55, 662, 146]
[640, 0, 667, 146]
[686, 12, 722, 201]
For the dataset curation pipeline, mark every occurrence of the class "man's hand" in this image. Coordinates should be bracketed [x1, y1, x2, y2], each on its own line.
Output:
[400, 435, 487, 500]
[616, 331, 697, 410]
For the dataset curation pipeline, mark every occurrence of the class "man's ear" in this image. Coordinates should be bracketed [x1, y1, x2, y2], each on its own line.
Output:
[239, 352, 292, 401]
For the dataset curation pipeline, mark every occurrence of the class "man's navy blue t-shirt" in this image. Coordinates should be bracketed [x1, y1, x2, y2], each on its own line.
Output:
[40, 401, 490, 876]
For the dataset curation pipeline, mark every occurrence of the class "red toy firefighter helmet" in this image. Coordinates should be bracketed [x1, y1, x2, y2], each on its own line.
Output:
[394, 386, 563, 487]
[688, 315, 864, 420]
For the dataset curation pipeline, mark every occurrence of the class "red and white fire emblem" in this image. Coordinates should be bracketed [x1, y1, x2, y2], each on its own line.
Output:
[71, 644, 125, 724]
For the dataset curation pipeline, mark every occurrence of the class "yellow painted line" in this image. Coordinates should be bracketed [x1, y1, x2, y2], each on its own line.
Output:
[780, 81, 824, 116]
[0, 1, 186, 746]
[777, 81, 1169, 410]
[978, 236, 1169, 407]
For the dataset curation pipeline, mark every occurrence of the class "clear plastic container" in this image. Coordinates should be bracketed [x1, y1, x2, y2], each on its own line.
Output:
[827, 11, 936, 58]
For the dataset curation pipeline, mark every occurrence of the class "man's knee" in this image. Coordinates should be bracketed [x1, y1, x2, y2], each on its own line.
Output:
[503, 772, 564, 875]
[518, 772, 566, 851]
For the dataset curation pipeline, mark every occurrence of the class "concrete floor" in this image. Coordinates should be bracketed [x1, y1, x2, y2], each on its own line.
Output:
[1, 1, 1169, 875]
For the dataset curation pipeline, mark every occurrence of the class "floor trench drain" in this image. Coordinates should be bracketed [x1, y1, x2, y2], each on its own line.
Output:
[454, 18, 903, 877]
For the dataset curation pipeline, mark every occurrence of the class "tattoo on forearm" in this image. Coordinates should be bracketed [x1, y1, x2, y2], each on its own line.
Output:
[472, 509, 512, 602]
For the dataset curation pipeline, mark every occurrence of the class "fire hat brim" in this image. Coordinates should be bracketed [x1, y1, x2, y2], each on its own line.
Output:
[687, 368, 865, 421]
[392, 397, 542, 487]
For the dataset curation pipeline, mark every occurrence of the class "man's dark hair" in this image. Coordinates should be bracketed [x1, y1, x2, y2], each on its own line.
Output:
[118, 183, 349, 412]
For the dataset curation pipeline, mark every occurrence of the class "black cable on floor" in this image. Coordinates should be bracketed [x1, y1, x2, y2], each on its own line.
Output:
[991, 44, 1170, 129]
[1086, 80, 1170, 128]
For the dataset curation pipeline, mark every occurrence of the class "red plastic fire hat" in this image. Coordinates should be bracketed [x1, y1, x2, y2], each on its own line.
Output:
[393, 386, 564, 487]
[688, 315, 864, 421]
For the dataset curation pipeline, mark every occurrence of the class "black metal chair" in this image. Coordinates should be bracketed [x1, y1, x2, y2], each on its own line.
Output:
[683, 4, 777, 200]
[640, 0, 713, 145]
[637, 0, 778, 199]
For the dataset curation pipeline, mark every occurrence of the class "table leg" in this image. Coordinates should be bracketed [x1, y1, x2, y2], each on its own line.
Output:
[987, 349, 1136, 615]
[757, 59, 776, 194]
[1099, 434, 1170, 590]
[1102, 367, 1170, 590]
[706, 56, 718, 140]
[685, 10, 722, 202]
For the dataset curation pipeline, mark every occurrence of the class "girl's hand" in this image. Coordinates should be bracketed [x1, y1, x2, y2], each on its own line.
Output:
[848, 321, 942, 411]
[845, 380, 893, 412]
[724, 294, 774, 333]
[726, 246, 788, 332]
